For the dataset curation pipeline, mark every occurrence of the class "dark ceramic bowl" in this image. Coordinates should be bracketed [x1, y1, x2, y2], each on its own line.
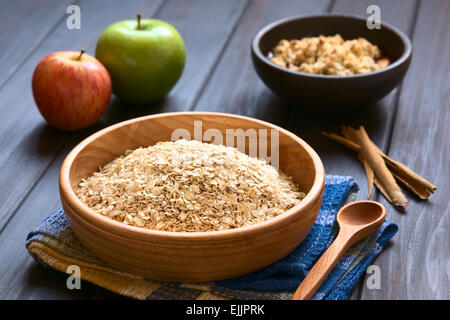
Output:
[251, 15, 412, 113]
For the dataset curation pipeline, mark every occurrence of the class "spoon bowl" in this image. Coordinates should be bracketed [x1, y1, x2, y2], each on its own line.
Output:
[337, 200, 386, 245]
[338, 201, 385, 226]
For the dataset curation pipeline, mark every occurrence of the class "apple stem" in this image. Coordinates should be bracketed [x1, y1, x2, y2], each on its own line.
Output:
[137, 13, 142, 30]
[76, 50, 85, 61]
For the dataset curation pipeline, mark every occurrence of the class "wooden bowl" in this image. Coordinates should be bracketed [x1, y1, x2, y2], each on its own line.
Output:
[251, 15, 412, 113]
[59, 112, 325, 282]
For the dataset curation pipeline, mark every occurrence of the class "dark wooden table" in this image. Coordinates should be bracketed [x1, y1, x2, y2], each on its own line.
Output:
[0, 0, 448, 300]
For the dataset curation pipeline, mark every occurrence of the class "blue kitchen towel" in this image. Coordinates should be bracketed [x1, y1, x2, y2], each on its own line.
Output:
[26, 175, 398, 300]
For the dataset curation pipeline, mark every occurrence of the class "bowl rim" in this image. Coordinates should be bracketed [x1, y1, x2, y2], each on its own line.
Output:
[251, 14, 412, 79]
[60, 111, 325, 240]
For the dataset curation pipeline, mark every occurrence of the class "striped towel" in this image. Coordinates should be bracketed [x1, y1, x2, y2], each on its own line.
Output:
[26, 175, 397, 300]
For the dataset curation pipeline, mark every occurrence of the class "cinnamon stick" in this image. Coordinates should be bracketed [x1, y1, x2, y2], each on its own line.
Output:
[321, 131, 361, 152]
[375, 150, 436, 199]
[321, 130, 436, 200]
[342, 126, 408, 207]
[357, 154, 374, 197]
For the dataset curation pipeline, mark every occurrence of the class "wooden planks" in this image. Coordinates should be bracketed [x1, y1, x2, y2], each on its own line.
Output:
[286, 0, 418, 199]
[285, 0, 420, 299]
[0, 158, 99, 299]
[101, 0, 249, 117]
[0, 0, 75, 88]
[0, 0, 249, 299]
[194, 0, 418, 299]
[359, 0, 450, 299]
[194, 0, 333, 126]
[0, 0, 448, 300]
[0, 0, 165, 232]
[0, 0, 165, 300]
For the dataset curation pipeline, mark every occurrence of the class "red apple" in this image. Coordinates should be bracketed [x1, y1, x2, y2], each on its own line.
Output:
[32, 50, 112, 131]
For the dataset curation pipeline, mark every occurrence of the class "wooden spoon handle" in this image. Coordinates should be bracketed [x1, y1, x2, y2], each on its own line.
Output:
[292, 232, 350, 300]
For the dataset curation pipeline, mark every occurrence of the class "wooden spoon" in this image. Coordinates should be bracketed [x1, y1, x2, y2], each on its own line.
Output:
[292, 200, 386, 300]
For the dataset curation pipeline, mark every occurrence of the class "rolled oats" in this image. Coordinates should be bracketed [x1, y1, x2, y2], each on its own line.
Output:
[77, 139, 304, 232]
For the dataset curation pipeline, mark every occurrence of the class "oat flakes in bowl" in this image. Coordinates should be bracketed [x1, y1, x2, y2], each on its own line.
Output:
[77, 139, 305, 232]
[60, 112, 325, 281]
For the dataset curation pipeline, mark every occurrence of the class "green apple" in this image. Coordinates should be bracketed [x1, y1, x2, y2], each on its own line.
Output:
[95, 15, 185, 104]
